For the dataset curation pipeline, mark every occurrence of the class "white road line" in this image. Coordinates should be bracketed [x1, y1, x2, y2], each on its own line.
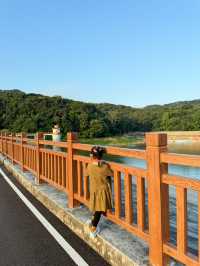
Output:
[0, 168, 89, 266]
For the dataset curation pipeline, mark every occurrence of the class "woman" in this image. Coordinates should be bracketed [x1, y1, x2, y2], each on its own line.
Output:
[85, 146, 113, 238]
[52, 124, 61, 151]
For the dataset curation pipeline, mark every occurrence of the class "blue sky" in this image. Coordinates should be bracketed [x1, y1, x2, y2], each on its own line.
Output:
[0, 0, 200, 107]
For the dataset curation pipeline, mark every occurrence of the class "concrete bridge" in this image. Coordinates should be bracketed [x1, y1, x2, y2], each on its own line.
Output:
[0, 131, 200, 266]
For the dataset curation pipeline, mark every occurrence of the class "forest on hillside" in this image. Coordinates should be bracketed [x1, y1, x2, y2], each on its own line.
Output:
[0, 90, 200, 137]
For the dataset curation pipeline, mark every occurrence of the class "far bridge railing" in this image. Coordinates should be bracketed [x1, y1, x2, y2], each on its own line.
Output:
[0, 131, 200, 266]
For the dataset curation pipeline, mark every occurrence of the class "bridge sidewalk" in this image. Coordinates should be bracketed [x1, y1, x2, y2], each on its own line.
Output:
[0, 154, 149, 266]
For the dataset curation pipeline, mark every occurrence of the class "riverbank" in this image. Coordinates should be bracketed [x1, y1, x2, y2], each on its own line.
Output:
[80, 135, 144, 148]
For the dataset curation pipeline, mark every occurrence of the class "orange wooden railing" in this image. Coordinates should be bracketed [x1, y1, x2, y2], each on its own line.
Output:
[0, 131, 200, 266]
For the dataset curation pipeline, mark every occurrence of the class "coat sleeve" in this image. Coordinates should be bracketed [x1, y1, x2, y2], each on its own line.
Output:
[105, 164, 113, 176]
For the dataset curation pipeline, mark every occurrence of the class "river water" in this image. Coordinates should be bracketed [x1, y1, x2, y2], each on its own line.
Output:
[106, 141, 200, 265]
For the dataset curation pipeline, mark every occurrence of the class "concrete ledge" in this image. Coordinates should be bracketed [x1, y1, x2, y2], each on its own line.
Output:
[0, 154, 149, 266]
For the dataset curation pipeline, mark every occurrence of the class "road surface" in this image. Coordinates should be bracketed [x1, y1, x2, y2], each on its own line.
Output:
[0, 164, 109, 266]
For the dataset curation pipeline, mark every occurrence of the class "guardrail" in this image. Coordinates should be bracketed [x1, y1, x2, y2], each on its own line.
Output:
[0, 131, 200, 266]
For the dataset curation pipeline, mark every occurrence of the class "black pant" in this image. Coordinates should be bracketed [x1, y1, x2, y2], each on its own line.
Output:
[91, 211, 105, 227]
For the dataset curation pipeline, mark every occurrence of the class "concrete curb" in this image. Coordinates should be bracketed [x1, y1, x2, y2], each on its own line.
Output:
[0, 155, 149, 266]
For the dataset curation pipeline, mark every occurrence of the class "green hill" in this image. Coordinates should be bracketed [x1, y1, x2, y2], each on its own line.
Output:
[0, 89, 200, 137]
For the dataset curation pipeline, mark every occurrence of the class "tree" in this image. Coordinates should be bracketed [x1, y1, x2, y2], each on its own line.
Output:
[1, 89, 200, 137]
[89, 119, 108, 138]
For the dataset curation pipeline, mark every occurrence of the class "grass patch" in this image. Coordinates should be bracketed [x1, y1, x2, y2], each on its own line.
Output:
[79, 135, 144, 148]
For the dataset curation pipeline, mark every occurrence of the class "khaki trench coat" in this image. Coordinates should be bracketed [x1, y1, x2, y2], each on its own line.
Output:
[85, 161, 113, 212]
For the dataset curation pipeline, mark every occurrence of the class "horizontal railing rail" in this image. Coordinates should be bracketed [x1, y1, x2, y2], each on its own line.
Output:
[73, 142, 146, 159]
[161, 152, 200, 168]
[0, 131, 200, 266]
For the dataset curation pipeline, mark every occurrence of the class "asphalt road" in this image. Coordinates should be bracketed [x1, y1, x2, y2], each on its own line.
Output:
[0, 165, 109, 266]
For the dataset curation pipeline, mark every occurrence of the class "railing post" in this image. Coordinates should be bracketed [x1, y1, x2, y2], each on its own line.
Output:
[0, 132, 2, 153]
[67, 132, 79, 208]
[5, 132, 8, 157]
[146, 132, 169, 266]
[2, 132, 4, 154]
[36, 132, 44, 184]
[21, 132, 26, 171]
[11, 133, 14, 164]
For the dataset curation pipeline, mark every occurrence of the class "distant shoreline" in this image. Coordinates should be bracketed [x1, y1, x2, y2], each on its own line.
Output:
[80, 135, 145, 148]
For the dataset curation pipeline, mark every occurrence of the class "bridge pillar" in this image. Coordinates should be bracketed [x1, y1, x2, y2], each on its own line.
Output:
[5, 132, 8, 157]
[146, 133, 169, 266]
[36, 132, 44, 184]
[21, 132, 26, 171]
[11, 133, 14, 164]
[67, 132, 79, 208]
[0, 132, 2, 153]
